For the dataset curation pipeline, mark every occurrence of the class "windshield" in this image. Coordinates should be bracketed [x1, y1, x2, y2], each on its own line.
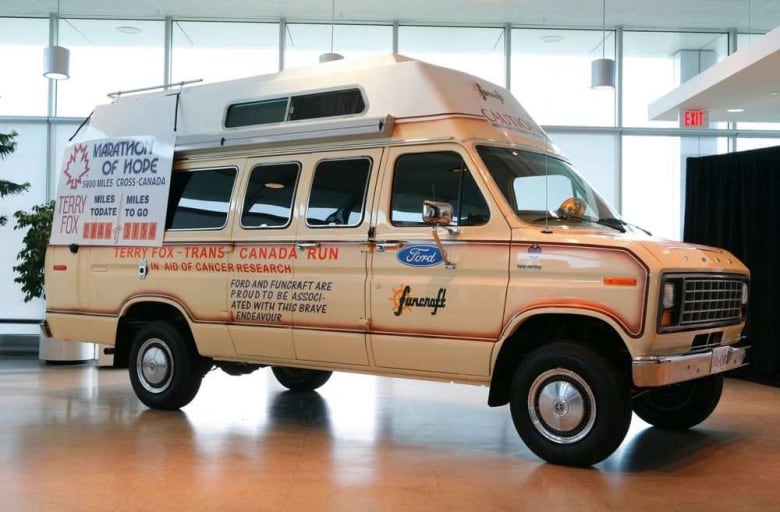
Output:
[476, 145, 623, 230]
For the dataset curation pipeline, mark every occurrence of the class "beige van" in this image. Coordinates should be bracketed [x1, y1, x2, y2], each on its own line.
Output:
[44, 55, 749, 466]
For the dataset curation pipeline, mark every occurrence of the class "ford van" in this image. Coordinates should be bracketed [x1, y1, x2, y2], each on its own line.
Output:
[43, 54, 749, 466]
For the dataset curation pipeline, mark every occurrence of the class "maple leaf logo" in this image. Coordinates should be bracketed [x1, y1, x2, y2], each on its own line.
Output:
[64, 144, 90, 189]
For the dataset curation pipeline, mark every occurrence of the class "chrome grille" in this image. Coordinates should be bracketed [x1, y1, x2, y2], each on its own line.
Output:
[680, 278, 742, 326]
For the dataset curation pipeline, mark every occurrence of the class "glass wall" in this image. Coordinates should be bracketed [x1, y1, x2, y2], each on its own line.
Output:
[622, 135, 728, 240]
[2, 14, 780, 330]
[548, 132, 618, 207]
[0, 122, 48, 330]
[0, 18, 49, 116]
[512, 29, 615, 126]
[736, 138, 780, 152]
[398, 26, 505, 86]
[172, 21, 279, 84]
[57, 19, 165, 117]
[623, 31, 728, 128]
[284, 24, 392, 69]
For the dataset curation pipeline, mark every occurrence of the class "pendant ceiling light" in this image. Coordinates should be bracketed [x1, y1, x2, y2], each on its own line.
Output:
[591, 0, 614, 89]
[319, 0, 344, 63]
[43, 0, 70, 79]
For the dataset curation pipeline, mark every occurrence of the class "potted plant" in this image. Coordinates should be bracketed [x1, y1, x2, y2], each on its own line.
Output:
[13, 200, 54, 302]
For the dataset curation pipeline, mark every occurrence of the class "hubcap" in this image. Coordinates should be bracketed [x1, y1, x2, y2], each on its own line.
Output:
[137, 338, 173, 394]
[528, 368, 596, 444]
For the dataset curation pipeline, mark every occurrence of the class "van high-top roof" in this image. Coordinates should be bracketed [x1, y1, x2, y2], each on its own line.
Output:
[81, 54, 550, 152]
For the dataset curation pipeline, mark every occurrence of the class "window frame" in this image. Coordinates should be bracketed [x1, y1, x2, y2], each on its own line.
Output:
[304, 156, 373, 229]
[223, 87, 367, 129]
[239, 161, 302, 230]
[165, 165, 238, 232]
[389, 150, 491, 228]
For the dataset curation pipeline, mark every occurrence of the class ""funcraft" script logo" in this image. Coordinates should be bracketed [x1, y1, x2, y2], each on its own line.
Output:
[390, 285, 447, 316]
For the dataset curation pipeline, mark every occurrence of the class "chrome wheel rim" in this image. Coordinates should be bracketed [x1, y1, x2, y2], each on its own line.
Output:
[137, 338, 173, 394]
[528, 368, 596, 444]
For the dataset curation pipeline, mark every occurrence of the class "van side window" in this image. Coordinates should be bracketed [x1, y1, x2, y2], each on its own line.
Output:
[288, 89, 365, 121]
[306, 158, 371, 227]
[224, 89, 365, 128]
[166, 168, 236, 230]
[390, 152, 490, 227]
[241, 162, 300, 228]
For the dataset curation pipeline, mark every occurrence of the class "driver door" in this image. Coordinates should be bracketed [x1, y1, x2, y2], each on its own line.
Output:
[368, 144, 511, 377]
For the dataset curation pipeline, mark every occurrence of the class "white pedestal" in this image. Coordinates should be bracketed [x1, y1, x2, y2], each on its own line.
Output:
[95, 344, 116, 367]
[38, 335, 94, 363]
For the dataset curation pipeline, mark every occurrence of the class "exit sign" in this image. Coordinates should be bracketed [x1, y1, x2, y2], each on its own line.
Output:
[682, 110, 708, 128]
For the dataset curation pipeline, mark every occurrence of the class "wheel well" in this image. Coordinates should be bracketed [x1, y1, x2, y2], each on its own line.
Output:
[114, 302, 197, 369]
[488, 314, 631, 407]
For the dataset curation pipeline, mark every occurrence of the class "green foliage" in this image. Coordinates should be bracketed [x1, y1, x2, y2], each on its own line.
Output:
[1, 131, 31, 226]
[0, 131, 18, 159]
[13, 201, 54, 302]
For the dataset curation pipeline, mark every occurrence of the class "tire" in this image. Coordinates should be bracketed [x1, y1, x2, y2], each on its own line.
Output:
[632, 374, 723, 430]
[129, 321, 204, 410]
[272, 366, 332, 392]
[510, 342, 632, 467]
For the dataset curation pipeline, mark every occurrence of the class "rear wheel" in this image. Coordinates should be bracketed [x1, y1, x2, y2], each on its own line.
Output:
[129, 321, 204, 410]
[272, 366, 332, 392]
[510, 342, 632, 467]
[633, 374, 723, 430]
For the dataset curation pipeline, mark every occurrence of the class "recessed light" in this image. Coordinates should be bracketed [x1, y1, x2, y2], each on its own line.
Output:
[541, 35, 564, 43]
[727, 108, 745, 113]
[116, 25, 141, 34]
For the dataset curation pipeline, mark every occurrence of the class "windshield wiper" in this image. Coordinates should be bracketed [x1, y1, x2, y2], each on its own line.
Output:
[597, 217, 652, 235]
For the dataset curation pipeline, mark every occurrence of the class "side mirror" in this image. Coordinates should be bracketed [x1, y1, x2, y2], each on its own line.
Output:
[423, 200, 453, 226]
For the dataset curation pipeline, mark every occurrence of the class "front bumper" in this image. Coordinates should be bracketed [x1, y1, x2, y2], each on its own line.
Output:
[632, 345, 748, 387]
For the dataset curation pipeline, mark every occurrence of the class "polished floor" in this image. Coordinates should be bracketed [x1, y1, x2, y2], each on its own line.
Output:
[1, 356, 779, 512]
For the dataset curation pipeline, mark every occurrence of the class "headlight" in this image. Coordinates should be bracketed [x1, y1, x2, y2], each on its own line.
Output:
[741, 282, 749, 305]
[663, 282, 676, 309]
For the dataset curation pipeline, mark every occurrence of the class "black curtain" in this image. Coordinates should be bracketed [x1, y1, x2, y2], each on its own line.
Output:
[684, 146, 780, 379]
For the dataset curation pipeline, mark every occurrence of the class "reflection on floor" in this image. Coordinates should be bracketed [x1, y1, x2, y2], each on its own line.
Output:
[0, 358, 778, 511]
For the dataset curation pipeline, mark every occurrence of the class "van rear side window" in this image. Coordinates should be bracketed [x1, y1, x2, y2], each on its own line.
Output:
[306, 158, 371, 227]
[166, 168, 236, 230]
[241, 162, 301, 228]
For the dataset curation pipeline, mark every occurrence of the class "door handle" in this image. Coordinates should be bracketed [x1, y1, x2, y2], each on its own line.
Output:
[296, 242, 320, 249]
[376, 241, 404, 252]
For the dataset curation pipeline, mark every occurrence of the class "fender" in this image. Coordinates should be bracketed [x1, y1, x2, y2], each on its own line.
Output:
[491, 305, 634, 373]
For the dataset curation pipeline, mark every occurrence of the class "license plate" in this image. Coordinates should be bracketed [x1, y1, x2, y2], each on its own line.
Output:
[711, 346, 733, 374]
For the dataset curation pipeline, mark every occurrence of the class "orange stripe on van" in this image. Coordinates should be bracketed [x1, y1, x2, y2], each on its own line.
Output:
[603, 276, 637, 286]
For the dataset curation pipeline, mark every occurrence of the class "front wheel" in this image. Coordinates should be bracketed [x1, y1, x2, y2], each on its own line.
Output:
[632, 374, 723, 430]
[129, 321, 204, 410]
[510, 342, 632, 467]
[271, 366, 332, 392]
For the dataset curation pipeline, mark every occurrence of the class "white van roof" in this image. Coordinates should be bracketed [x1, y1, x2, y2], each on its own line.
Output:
[82, 54, 550, 151]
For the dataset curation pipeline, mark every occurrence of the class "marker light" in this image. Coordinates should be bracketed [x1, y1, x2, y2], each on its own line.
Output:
[663, 282, 676, 309]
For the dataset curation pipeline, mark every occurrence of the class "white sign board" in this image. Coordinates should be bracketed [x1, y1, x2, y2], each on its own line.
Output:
[50, 135, 174, 246]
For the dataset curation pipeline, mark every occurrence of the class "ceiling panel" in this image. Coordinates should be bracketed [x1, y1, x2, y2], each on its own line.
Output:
[2, 0, 780, 32]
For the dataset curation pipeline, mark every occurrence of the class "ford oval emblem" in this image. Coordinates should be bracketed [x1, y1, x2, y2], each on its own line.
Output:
[397, 245, 443, 267]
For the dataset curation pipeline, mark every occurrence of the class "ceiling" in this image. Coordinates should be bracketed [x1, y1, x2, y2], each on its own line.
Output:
[650, 25, 780, 123]
[2, 0, 780, 33]
[4, 0, 780, 124]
